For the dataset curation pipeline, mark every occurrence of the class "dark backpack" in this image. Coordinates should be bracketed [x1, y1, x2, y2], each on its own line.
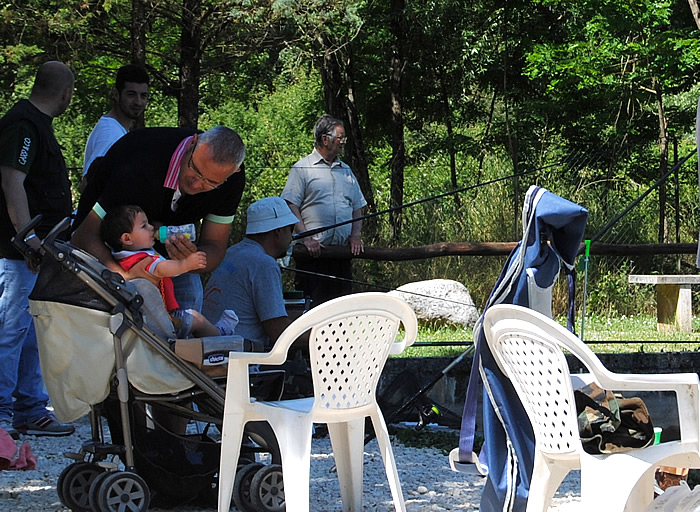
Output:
[574, 382, 654, 454]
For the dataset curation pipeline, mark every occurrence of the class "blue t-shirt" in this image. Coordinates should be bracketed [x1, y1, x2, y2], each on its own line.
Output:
[202, 238, 286, 348]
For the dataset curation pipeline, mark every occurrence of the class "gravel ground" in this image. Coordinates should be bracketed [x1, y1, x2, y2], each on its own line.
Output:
[0, 415, 582, 511]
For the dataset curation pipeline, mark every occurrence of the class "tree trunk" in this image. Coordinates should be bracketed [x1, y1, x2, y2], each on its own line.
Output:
[653, 76, 669, 243]
[317, 36, 375, 213]
[318, 35, 344, 118]
[343, 50, 374, 213]
[502, 4, 519, 239]
[131, 0, 148, 129]
[437, 66, 459, 210]
[389, 0, 406, 239]
[475, 90, 498, 194]
[179, 0, 201, 129]
[689, 0, 700, 30]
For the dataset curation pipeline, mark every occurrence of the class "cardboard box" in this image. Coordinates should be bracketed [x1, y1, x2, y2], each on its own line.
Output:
[174, 336, 247, 378]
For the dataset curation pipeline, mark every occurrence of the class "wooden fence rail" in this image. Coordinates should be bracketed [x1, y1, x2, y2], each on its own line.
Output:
[292, 242, 698, 261]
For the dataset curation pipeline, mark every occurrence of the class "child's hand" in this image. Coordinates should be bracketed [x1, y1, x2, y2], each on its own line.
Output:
[186, 251, 207, 270]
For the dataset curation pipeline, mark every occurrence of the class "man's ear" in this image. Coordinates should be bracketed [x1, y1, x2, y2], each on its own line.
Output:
[111, 87, 119, 103]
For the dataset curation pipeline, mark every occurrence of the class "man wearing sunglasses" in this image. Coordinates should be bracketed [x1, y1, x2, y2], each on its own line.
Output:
[72, 125, 245, 311]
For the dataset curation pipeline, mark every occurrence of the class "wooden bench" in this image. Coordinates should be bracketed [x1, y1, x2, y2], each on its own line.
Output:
[628, 275, 700, 332]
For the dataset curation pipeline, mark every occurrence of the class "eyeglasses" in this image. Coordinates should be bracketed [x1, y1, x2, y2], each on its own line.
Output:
[188, 141, 225, 190]
[325, 133, 347, 144]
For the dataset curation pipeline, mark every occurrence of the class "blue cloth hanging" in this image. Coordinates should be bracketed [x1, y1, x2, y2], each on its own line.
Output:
[456, 185, 588, 512]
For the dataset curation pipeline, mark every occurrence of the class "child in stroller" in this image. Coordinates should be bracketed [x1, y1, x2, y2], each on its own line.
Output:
[15, 216, 285, 512]
[101, 204, 238, 339]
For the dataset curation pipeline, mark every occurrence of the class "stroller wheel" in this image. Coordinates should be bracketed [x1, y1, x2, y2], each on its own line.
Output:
[250, 464, 285, 512]
[57, 462, 105, 512]
[87, 471, 111, 511]
[233, 462, 263, 512]
[93, 471, 151, 512]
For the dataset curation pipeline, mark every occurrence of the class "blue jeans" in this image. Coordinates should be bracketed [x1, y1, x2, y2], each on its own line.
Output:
[171, 272, 203, 311]
[0, 259, 49, 425]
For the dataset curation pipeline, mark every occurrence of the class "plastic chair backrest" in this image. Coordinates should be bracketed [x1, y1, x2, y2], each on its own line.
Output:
[309, 310, 401, 410]
[484, 305, 581, 455]
[272, 293, 417, 412]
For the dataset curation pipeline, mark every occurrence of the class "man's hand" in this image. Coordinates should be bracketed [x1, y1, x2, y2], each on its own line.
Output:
[184, 251, 207, 271]
[24, 235, 42, 273]
[303, 237, 324, 257]
[164, 235, 197, 261]
[348, 234, 364, 256]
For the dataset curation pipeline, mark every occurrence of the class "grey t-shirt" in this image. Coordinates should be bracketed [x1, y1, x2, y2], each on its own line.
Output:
[202, 238, 286, 348]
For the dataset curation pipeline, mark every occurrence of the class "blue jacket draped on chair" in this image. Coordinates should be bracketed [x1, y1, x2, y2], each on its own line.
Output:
[456, 185, 588, 512]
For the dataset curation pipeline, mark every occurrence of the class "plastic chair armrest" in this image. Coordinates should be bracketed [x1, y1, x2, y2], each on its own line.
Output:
[582, 371, 700, 443]
[588, 371, 700, 393]
[226, 349, 289, 366]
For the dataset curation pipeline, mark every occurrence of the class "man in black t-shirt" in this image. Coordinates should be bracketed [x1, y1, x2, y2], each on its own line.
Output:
[0, 61, 76, 438]
[72, 125, 246, 311]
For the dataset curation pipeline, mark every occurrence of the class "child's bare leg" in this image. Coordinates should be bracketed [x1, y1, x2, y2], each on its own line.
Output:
[189, 310, 220, 337]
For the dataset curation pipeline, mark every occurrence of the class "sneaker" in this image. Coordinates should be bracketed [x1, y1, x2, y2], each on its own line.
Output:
[0, 419, 18, 440]
[15, 414, 74, 437]
[216, 309, 239, 336]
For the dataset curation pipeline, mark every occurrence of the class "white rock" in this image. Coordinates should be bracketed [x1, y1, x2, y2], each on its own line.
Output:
[389, 279, 480, 327]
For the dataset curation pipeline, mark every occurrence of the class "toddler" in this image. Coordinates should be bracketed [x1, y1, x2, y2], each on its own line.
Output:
[101, 205, 237, 338]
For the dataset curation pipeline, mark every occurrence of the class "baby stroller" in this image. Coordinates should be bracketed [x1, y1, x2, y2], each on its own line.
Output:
[14, 216, 286, 512]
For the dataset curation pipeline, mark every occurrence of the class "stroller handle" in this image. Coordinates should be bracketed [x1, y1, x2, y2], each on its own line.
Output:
[35, 216, 72, 267]
[42, 216, 72, 258]
[11, 214, 44, 266]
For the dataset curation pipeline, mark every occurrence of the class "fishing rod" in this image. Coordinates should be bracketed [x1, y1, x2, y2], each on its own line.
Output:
[285, 151, 614, 311]
[282, 266, 482, 313]
[588, 148, 697, 245]
[292, 157, 577, 242]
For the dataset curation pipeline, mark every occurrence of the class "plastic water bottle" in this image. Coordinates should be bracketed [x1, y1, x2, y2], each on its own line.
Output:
[156, 224, 197, 242]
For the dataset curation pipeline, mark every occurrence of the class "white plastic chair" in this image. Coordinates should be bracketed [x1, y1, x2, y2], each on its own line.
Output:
[481, 304, 700, 512]
[217, 292, 418, 512]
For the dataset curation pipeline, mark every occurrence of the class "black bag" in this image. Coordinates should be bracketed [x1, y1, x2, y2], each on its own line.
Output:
[574, 382, 654, 454]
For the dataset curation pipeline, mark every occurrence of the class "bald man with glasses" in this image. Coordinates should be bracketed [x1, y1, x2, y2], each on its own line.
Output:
[72, 126, 245, 311]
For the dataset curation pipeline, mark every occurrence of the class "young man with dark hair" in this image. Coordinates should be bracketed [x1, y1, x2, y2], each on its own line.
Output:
[82, 64, 149, 182]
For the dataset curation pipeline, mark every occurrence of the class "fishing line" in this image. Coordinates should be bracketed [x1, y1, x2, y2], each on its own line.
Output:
[588, 148, 697, 245]
[285, 148, 614, 310]
[292, 157, 575, 241]
[286, 150, 611, 308]
[282, 266, 482, 312]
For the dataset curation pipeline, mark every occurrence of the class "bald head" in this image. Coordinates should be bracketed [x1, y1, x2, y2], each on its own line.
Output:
[32, 62, 73, 97]
[30, 61, 74, 117]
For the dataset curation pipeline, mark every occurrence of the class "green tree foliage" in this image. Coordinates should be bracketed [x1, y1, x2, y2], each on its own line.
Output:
[524, 0, 700, 154]
[1, 0, 699, 315]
